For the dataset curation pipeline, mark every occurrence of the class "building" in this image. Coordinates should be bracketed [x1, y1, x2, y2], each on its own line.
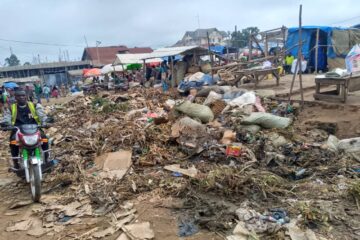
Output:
[81, 46, 153, 67]
[174, 28, 229, 47]
[0, 61, 91, 86]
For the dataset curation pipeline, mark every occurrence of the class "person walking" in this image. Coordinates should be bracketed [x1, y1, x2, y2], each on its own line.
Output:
[34, 82, 42, 104]
[43, 85, 50, 103]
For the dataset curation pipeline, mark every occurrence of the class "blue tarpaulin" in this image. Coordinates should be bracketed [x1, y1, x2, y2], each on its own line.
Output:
[285, 26, 356, 71]
[3, 82, 19, 89]
[210, 45, 225, 54]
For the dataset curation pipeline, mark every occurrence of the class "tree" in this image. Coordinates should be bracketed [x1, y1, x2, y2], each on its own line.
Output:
[23, 62, 31, 66]
[231, 27, 260, 48]
[5, 54, 20, 66]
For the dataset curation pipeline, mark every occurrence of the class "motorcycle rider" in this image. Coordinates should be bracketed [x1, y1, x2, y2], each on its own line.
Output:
[2, 90, 49, 170]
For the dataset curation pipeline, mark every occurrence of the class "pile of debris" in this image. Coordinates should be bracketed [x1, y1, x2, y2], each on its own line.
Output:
[1, 85, 359, 239]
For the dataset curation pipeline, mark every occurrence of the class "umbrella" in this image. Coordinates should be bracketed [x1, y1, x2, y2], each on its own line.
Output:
[3, 82, 19, 89]
[83, 68, 101, 77]
[101, 64, 124, 74]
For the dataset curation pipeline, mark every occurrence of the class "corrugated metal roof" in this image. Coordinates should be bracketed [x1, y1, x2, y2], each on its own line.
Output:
[0, 61, 90, 72]
[82, 46, 153, 66]
[143, 46, 209, 59]
[67, 69, 84, 76]
[114, 53, 162, 65]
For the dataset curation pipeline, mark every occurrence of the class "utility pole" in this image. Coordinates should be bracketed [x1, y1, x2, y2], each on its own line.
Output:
[96, 41, 101, 66]
[196, 14, 200, 29]
[9, 46, 13, 55]
[59, 48, 62, 62]
[84, 35, 89, 48]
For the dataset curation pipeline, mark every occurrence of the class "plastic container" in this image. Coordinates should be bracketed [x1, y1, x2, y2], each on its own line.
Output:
[226, 144, 242, 157]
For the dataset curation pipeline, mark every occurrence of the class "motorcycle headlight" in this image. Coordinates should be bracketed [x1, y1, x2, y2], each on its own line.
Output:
[22, 135, 40, 146]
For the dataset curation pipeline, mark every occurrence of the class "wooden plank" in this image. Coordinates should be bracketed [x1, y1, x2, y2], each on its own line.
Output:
[298, 4, 304, 105]
[313, 93, 344, 101]
[348, 76, 360, 92]
[315, 79, 347, 85]
[315, 28, 320, 73]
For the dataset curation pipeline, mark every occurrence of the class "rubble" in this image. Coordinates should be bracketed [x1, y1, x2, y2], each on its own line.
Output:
[0, 85, 359, 239]
[164, 164, 198, 178]
[95, 150, 132, 179]
[9, 200, 33, 209]
[6, 219, 33, 232]
[122, 222, 155, 240]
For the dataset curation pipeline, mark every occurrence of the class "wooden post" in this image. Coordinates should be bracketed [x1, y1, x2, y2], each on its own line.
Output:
[288, 4, 304, 107]
[298, 5, 304, 106]
[249, 35, 253, 61]
[170, 57, 175, 88]
[264, 33, 268, 57]
[207, 31, 214, 80]
[315, 28, 320, 73]
[143, 59, 146, 82]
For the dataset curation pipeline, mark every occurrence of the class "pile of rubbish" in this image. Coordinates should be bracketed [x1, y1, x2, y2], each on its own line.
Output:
[1, 85, 359, 239]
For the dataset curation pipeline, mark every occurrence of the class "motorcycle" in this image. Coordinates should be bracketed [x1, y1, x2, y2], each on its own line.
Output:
[3, 124, 52, 202]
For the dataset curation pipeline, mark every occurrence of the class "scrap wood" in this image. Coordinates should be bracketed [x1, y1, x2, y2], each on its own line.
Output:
[9, 200, 33, 209]
[164, 164, 198, 178]
[6, 219, 33, 232]
[75, 227, 99, 239]
[121, 222, 155, 240]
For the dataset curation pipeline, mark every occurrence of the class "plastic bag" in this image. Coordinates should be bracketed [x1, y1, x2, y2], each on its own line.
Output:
[223, 89, 247, 100]
[242, 112, 292, 129]
[203, 91, 223, 105]
[326, 135, 339, 152]
[338, 137, 360, 153]
[175, 101, 214, 123]
[228, 91, 256, 107]
[345, 44, 360, 73]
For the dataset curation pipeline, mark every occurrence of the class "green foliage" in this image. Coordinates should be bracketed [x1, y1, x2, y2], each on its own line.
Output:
[91, 96, 129, 113]
[91, 97, 108, 108]
[5, 54, 20, 66]
[231, 27, 260, 48]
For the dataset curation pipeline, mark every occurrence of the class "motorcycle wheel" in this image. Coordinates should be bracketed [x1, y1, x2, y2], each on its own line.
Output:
[29, 164, 41, 202]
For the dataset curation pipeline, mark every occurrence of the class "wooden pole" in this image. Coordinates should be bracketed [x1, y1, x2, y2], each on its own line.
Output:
[288, 4, 304, 107]
[170, 57, 174, 88]
[249, 35, 253, 61]
[207, 31, 214, 80]
[264, 33, 268, 57]
[298, 4, 304, 106]
[315, 28, 320, 73]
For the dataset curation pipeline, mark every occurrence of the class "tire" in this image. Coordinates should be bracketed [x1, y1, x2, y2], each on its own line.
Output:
[29, 164, 41, 202]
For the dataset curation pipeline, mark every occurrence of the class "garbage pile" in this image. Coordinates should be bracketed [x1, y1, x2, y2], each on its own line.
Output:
[2, 86, 359, 239]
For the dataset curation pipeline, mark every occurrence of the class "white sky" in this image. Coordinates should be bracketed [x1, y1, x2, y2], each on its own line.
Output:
[0, 0, 359, 64]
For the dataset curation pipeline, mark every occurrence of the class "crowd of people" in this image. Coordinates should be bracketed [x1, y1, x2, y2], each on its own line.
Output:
[0, 82, 67, 111]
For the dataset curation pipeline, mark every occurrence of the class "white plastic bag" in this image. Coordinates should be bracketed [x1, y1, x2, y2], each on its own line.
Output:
[203, 91, 223, 105]
[338, 137, 360, 153]
[345, 44, 360, 73]
[228, 91, 256, 107]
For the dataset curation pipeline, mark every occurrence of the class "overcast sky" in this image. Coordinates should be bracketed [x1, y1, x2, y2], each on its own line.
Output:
[0, 0, 359, 65]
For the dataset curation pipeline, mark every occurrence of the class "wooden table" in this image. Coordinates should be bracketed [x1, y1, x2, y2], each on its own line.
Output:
[233, 67, 280, 87]
[314, 74, 360, 103]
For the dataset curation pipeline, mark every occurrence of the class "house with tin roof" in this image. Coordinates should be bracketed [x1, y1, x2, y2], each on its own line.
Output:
[174, 28, 229, 47]
[81, 45, 153, 67]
